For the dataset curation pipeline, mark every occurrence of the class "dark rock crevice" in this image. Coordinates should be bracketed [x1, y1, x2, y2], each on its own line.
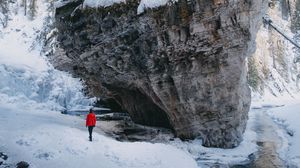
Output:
[51, 0, 267, 148]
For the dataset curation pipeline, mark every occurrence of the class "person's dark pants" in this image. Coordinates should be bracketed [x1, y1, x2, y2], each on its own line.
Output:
[88, 126, 94, 141]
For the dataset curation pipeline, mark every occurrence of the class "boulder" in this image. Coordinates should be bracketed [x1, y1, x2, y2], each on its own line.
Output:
[16, 161, 29, 168]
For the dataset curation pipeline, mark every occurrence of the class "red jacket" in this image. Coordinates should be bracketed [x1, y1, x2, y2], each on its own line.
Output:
[86, 113, 96, 126]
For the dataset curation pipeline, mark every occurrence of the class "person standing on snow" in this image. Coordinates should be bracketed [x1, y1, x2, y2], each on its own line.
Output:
[86, 108, 96, 141]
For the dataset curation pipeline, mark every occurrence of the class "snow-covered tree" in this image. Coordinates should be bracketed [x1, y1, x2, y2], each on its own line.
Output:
[0, 0, 9, 28]
[28, 0, 37, 20]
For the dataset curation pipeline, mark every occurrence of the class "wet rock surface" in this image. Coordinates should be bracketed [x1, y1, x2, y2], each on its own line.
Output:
[98, 119, 174, 142]
[52, 0, 267, 148]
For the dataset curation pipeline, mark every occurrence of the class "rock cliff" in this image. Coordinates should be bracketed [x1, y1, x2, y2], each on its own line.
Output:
[249, 0, 300, 97]
[52, 0, 266, 148]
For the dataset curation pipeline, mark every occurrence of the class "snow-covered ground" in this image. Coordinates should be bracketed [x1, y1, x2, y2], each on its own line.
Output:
[251, 89, 300, 167]
[268, 102, 300, 166]
[0, 104, 198, 168]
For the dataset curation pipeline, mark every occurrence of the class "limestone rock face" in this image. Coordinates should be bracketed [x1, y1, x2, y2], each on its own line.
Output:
[52, 0, 266, 148]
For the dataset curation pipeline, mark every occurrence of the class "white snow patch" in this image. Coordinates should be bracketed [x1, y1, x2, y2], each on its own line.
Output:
[137, 0, 177, 14]
[83, 0, 126, 8]
[82, 0, 177, 14]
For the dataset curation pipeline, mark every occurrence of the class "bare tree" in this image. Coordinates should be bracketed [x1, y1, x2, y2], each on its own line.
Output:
[25, 0, 27, 15]
[28, 0, 37, 20]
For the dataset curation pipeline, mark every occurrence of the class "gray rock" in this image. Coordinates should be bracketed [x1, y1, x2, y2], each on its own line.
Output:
[0, 152, 8, 160]
[16, 161, 29, 168]
[51, 0, 267, 148]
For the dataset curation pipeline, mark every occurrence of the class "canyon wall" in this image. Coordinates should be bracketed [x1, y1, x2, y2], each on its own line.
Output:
[249, 0, 300, 98]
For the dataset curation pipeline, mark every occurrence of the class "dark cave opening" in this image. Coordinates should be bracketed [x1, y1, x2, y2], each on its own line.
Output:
[103, 84, 172, 129]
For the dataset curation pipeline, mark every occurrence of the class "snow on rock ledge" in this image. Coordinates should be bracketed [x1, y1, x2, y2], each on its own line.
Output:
[83, 0, 126, 8]
[82, 0, 178, 14]
[137, 0, 178, 14]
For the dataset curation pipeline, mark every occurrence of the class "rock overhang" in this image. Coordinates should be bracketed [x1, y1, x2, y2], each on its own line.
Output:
[51, 0, 267, 148]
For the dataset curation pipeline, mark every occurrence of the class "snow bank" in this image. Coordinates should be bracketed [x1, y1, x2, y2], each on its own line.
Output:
[268, 104, 300, 166]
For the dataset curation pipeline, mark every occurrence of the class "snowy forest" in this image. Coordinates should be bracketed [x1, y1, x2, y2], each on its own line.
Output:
[1, 0, 300, 168]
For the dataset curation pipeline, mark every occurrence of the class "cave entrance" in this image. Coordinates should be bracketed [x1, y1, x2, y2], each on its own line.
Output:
[102, 85, 172, 129]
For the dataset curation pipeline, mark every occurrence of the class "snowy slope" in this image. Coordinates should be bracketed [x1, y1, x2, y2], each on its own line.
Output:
[0, 0, 94, 111]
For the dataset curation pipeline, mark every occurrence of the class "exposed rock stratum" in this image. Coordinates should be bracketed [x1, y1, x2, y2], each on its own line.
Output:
[52, 0, 266, 148]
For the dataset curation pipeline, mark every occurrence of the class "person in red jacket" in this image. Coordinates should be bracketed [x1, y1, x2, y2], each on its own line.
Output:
[86, 108, 96, 141]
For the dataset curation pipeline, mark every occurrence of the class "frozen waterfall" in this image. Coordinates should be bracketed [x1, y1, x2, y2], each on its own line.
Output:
[0, 0, 94, 111]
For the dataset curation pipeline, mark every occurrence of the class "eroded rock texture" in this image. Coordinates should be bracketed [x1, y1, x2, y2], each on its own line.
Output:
[52, 0, 266, 148]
